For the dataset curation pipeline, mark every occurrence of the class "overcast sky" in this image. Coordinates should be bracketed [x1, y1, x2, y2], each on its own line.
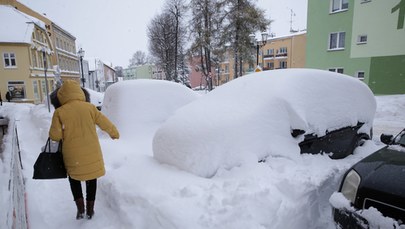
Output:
[19, 0, 307, 68]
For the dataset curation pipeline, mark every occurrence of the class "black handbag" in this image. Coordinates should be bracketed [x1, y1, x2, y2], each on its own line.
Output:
[33, 138, 67, 179]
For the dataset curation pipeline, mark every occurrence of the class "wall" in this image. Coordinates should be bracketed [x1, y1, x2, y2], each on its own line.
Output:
[306, 0, 371, 80]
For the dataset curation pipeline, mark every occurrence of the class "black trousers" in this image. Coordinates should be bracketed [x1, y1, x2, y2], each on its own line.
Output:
[69, 177, 97, 201]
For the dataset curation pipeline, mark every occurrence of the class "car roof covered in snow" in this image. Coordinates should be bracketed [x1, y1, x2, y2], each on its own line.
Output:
[152, 68, 376, 177]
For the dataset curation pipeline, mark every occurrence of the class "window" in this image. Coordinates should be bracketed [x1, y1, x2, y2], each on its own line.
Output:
[33, 80, 40, 101]
[31, 51, 37, 67]
[267, 62, 274, 70]
[267, 49, 274, 55]
[356, 71, 365, 79]
[361, 0, 371, 3]
[8, 81, 26, 99]
[3, 52, 17, 68]
[329, 32, 345, 50]
[357, 35, 368, 44]
[329, 68, 344, 74]
[280, 61, 287, 69]
[331, 0, 348, 13]
[279, 47, 288, 54]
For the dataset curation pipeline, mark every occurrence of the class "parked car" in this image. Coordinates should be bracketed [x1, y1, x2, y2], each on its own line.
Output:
[332, 128, 405, 228]
[153, 68, 376, 177]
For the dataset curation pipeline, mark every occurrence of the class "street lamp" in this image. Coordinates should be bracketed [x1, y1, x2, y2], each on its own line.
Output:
[42, 47, 50, 113]
[78, 48, 85, 87]
[249, 31, 268, 67]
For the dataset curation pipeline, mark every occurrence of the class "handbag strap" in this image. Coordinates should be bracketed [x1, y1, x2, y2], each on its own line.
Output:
[45, 138, 63, 154]
[45, 138, 52, 152]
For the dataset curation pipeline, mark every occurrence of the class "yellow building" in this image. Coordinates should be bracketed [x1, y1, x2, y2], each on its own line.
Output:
[216, 32, 306, 86]
[0, 5, 55, 103]
[0, 0, 80, 103]
[0, 0, 80, 81]
[262, 32, 306, 70]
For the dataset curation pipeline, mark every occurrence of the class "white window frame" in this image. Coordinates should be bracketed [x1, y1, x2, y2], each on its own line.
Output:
[329, 68, 344, 74]
[328, 32, 346, 50]
[356, 71, 365, 80]
[357, 35, 368, 44]
[330, 0, 349, 13]
[3, 52, 17, 68]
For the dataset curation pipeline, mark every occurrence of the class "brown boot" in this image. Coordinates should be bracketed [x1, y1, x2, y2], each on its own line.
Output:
[86, 200, 95, 219]
[75, 198, 85, 220]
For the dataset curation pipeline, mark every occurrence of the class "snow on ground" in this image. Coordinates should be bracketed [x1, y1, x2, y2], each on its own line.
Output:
[0, 74, 404, 229]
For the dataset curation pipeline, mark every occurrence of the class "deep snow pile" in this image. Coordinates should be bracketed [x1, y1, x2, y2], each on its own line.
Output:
[153, 69, 376, 178]
[0, 77, 403, 229]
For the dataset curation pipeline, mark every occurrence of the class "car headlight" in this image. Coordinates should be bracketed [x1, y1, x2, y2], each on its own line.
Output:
[341, 169, 361, 204]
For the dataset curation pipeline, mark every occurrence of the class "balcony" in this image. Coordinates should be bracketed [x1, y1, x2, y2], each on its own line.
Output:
[275, 53, 288, 58]
[263, 54, 274, 59]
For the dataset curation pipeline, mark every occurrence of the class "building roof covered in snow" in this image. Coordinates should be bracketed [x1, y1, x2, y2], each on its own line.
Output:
[0, 5, 45, 44]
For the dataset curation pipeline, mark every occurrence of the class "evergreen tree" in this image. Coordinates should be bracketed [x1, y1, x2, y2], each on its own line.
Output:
[223, 0, 270, 78]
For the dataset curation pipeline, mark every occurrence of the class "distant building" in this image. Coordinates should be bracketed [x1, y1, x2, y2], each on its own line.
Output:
[88, 59, 116, 92]
[306, 0, 405, 94]
[262, 31, 306, 70]
[123, 64, 164, 81]
[212, 32, 307, 87]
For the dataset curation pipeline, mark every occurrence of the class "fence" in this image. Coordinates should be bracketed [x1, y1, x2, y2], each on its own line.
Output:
[7, 121, 28, 229]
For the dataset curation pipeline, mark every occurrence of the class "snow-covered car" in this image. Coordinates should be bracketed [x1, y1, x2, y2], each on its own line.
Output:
[152, 68, 376, 178]
[331, 129, 405, 228]
[101, 79, 200, 140]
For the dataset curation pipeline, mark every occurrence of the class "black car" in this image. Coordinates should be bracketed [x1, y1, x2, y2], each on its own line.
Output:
[332, 128, 405, 228]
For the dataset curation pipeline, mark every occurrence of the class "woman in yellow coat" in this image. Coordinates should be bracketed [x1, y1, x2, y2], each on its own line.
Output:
[49, 80, 119, 220]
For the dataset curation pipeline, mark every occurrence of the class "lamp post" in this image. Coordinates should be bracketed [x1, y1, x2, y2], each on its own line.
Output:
[42, 47, 50, 113]
[249, 31, 268, 67]
[78, 48, 85, 88]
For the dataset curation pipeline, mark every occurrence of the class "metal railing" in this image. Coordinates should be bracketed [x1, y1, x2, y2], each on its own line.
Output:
[7, 121, 28, 229]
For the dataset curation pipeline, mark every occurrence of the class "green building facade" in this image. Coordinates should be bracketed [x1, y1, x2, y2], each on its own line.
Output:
[123, 64, 156, 81]
[306, 0, 405, 94]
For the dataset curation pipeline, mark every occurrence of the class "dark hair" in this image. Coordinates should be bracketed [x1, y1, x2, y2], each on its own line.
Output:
[50, 87, 90, 109]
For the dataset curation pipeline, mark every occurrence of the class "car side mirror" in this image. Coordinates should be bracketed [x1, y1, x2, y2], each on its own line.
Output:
[291, 129, 305, 138]
[380, 134, 394, 145]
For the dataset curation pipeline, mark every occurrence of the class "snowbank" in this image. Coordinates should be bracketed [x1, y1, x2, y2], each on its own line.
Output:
[153, 69, 376, 177]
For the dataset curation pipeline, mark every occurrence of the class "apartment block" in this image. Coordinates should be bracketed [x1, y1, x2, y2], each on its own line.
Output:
[306, 0, 405, 94]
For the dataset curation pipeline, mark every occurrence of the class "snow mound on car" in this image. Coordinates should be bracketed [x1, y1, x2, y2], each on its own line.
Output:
[153, 69, 376, 177]
[102, 79, 200, 140]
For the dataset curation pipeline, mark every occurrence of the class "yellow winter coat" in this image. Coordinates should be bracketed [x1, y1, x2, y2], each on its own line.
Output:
[49, 80, 119, 181]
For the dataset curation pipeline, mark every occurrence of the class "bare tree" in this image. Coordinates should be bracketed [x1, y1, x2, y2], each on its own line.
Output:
[148, 12, 177, 81]
[114, 66, 124, 79]
[148, 0, 188, 82]
[128, 50, 147, 67]
[164, 0, 188, 82]
[189, 0, 226, 90]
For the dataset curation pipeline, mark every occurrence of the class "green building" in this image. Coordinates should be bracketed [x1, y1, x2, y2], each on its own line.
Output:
[306, 0, 405, 94]
[123, 64, 158, 81]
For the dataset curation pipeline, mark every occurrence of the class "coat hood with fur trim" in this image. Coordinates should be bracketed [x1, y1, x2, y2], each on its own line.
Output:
[57, 80, 85, 105]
